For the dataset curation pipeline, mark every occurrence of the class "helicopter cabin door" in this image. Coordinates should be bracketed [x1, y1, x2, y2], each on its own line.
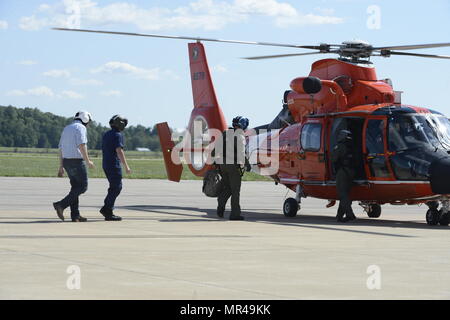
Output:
[363, 118, 393, 180]
[299, 119, 327, 182]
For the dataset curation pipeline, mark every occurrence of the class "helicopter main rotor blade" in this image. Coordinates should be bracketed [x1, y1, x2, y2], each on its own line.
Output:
[373, 43, 450, 51]
[53, 27, 323, 50]
[242, 52, 328, 60]
[387, 51, 450, 60]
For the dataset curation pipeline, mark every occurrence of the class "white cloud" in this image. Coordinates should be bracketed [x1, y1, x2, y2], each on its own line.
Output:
[162, 69, 181, 80]
[212, 64, 228, 73]
[70, 78, 103, 86]
[19, 15, 49, 31]
[7, 86, 55, 97]
[100, 90, 122, 97]
[18, 60, 38, 66]
[43, 69, 71, 78]
[29, 86, 55, 97]
[233, 0, 297, 17]
[91, 61, 160, 80]
[61, 90, 84, 99]
[39, 4, 52, 12]
[6, 86, 84, 99]
[0, 20, 8, 30]
[314, 7, 336, 16]
[6, 90, 26, 97]
[275, 13, 343, 28]
[19, 0, 343, 31]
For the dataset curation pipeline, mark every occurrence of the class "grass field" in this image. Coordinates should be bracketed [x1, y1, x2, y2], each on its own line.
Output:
[0, 147, 269, 181]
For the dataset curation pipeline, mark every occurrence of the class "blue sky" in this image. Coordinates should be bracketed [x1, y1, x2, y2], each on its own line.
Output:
[0, 0, 449, 128]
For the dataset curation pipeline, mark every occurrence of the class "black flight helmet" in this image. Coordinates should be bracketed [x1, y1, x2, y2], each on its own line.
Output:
[109, 115, 128, 131]
[338, 129, 352, 143]
[232, 116, 249, 130]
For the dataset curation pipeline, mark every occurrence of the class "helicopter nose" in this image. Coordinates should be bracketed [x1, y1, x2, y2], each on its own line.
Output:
[429, 156, 450, 194]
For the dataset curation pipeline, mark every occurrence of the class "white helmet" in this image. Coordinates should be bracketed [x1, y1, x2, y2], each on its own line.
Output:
[74, 110, 92, 125]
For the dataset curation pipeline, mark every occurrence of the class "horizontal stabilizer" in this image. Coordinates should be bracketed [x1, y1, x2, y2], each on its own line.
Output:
[156, 122, 183, 182]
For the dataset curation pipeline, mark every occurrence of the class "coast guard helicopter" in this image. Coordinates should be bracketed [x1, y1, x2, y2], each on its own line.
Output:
[55, 28, 450, 226]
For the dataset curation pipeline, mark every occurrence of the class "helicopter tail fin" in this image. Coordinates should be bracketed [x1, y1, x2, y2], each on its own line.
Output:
[184, 42, 227, 176]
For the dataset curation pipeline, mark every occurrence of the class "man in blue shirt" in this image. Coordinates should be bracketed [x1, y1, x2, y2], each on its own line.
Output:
[53, 111, 95, 222]
[100, 115, 131, 221]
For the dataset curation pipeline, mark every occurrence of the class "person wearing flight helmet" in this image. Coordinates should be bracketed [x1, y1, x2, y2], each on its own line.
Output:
[100, 115, 131, 221]
[215, 116, 251, 220]
[53, 111, 95, 222]
[331, 129, 357, 222]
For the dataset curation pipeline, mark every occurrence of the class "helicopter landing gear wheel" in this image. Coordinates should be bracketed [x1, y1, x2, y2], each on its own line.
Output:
[283, 198, 299, 218]
[367, 204, 382, 218]
[438, 209, 450, 226]
[426, 209, 440, 226]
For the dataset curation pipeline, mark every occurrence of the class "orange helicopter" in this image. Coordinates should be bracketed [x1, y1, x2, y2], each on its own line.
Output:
[55, 28, 450, 226]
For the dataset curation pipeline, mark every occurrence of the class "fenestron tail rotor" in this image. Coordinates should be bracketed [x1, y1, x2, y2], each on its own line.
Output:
[53, 27, 450, 63]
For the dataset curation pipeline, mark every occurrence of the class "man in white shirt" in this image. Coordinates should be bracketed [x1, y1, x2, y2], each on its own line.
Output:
[53, 111, 95, 222]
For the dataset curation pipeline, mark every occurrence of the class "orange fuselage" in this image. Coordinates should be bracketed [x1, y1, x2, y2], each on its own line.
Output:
[256, 59, 438, 204]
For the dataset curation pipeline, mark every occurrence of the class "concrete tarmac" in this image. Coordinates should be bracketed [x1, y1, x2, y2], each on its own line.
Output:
[0, 177, 449, 300]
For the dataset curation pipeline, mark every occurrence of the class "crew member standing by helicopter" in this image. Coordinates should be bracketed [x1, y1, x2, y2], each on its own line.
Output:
[332, 130, 357, 222]
[100, 115, 131, 221]
[215, 116, 251, 220]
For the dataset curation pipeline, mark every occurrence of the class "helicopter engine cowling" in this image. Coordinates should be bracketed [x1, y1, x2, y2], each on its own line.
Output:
[288, 77, 348, 122]
[290, 76, 322, 95]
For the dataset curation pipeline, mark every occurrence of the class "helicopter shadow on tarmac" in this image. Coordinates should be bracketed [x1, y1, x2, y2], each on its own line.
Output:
[121, 204, 449, 238]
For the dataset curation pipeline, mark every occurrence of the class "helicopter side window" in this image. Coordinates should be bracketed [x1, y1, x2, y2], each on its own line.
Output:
[365, 119, 390, 178]
[366, 120, 385, 154]
[301, 123, 321, 151]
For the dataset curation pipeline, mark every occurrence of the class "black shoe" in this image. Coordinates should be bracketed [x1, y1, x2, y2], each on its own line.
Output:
[217, 207, 225, 218]
[53, 202, 65, 221]
[100, 207, 112, 217]
[72, 216, 88, 222]
[105, 215, 122, 221]
[229, 215, 244, 221]
[100, 207, 122, 221]
[337, 214, 356, 223]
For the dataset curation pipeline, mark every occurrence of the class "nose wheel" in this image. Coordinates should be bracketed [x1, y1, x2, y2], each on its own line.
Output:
[426, 209, 440, 226]
[367, 204, 381, 218]
[359, 202, 382, 218]
[426, 201, 450, 226]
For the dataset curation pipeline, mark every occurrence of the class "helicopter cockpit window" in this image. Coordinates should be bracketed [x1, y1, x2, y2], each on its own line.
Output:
[388, 114, 445, 180]
[426, 116, 450, 150]
[301, 123, 322, 151]
[388, 115, 440, 152]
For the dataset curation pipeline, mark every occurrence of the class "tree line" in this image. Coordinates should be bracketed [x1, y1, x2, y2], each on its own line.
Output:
[0, 105, 162, 151]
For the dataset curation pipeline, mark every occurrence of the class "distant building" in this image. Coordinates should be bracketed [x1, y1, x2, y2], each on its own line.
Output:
[136, 147, 151, 152]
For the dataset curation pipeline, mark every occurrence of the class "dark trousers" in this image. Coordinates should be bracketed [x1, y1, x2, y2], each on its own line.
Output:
[336, 167, 355, 220]
[217, 164, 242, 217]
[58, 159, 88, 219]
[103, 167, 123, 210]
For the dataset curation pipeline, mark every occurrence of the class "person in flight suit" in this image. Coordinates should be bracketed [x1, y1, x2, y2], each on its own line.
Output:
[215, 116, 251, 220]
[100, 115, 131, 221]
[331, 129, 357, 222]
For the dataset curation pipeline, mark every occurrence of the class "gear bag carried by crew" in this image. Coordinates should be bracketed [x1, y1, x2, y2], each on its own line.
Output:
[202, 168, 224, 197]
